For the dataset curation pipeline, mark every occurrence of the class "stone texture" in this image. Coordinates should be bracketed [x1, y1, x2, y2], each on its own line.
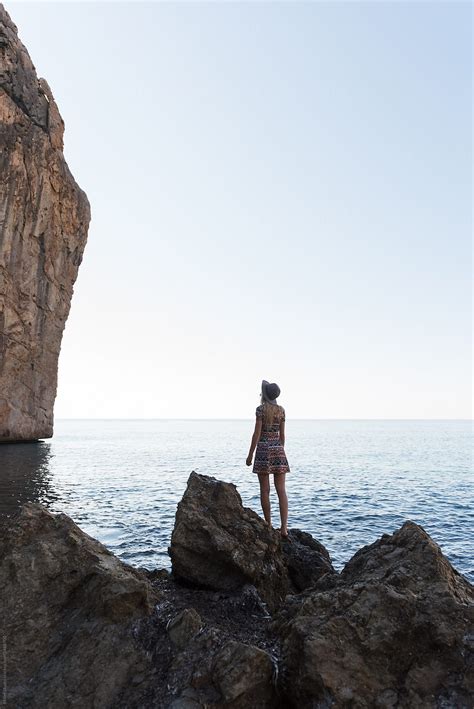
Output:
[273, 521, 474, 708]
[1, 492, 472, 707]
[0, 500, 283, 708]
[0, 5, 90, 441]
[168, 471, 295, 613]
[0, 502, 158, 708]
[167, 627, 278, 708]
[167, 608, 203, 650]
[280, 528, 335, 591]
[212, 639, 277, 707]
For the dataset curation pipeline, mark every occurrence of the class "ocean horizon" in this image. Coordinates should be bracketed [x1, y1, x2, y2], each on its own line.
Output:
[1, 418, 472, 584]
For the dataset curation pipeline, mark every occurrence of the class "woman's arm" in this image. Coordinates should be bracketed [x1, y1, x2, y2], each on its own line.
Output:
[279, 419, 285, 447]
[246, 418, 262, 465]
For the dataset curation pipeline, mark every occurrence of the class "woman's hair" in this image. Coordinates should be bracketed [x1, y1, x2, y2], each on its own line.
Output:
[261, 399, 283, 424]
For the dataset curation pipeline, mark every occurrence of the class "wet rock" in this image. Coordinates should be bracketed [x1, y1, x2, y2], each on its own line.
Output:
[274, 521, 474, 708]
[0, 503, 157, 707]
[0, 5, 90, 441]
[167, 608, 203, 650]
[168, 471, 294, 613]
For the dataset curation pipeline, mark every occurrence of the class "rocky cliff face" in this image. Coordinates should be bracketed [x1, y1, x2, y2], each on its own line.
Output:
[0, 5, 90, 441]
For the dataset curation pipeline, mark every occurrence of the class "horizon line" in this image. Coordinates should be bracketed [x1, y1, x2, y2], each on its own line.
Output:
[54, 417, 473, 422]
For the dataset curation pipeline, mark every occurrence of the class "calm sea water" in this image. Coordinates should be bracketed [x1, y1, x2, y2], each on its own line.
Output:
[0, 419, 472, 582]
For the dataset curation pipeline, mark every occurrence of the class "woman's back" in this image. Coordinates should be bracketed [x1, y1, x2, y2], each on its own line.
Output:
[256, 404, 285, 436]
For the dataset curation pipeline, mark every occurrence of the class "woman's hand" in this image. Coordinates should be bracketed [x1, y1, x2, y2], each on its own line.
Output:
[246, 455, 252, 466]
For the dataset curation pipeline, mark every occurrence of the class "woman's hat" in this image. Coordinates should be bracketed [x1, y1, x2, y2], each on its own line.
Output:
[261, 380, 281, 404]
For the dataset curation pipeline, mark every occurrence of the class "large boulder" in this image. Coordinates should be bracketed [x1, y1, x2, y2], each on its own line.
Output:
[273, 521, 474, 708]
[0, 500, 285, 707]
[0, 503, 157, 707]
[168, 473, 335, 613]
[169, 472, 316, 613]
[0, 5, 90, 441]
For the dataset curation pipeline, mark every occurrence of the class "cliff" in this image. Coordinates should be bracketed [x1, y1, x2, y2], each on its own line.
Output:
[1, 472, 472, 708]
[0, 4, 90, 441]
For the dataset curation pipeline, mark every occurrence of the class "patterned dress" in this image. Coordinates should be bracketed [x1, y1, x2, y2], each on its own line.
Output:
[252, 404, 290, 475]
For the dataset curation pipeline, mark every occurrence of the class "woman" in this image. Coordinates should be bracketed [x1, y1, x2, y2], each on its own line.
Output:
[246, 380, 290, 538]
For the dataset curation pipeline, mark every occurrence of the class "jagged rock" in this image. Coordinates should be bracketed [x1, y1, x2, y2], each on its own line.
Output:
[0, 503, 157, 707]
[2, 496, 472, 708]
[167, 627, 278, 708]
[211, 640, 277, 708]
[227, 582, 272, 617]
[273, 521, 474, 708]
[168, 472, 335, 614]
[167, 625, 227, 703]
[280, 528, 336, 591]
[0, 5, 90, 441]
[168, 472, 296, 613]
[0, 500, 282, 708]
[167, 608, 203, 650]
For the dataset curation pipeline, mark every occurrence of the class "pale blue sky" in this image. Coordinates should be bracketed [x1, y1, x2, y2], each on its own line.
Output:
[7, 1, 472, 419]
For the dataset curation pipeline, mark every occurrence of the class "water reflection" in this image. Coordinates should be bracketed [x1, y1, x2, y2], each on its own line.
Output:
[0, 441, 58, 517]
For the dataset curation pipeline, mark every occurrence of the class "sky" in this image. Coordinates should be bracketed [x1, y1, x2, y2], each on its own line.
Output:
[6, 1, 472, 419]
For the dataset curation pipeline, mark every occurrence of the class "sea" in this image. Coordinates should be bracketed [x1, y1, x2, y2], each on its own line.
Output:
[0, 419, 472, 583]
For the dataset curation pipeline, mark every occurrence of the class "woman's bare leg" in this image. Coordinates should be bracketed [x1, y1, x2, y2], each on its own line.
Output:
[274, 474, 288, 534]
[258, 473, 271, 525]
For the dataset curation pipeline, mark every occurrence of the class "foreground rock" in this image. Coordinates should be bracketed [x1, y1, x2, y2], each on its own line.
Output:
[169, 471, 288, 611]
[168, 472, 335, 613]
[162, 622, 279, 708]
[0, 502, 285, 708]
[272, 521, 474, 708]
[1, 476, 472, 708]
[0, 503, 156, 707]
[0, 5, 90, 441]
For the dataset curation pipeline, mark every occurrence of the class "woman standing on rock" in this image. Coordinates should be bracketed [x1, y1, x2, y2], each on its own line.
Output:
[246, 380, 290, 539]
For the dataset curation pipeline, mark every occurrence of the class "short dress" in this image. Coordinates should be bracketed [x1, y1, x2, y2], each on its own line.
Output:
[252, 404, 290, 475]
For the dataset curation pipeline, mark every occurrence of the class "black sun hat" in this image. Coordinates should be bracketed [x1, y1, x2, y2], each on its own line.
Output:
[261, 380, 281, 404]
